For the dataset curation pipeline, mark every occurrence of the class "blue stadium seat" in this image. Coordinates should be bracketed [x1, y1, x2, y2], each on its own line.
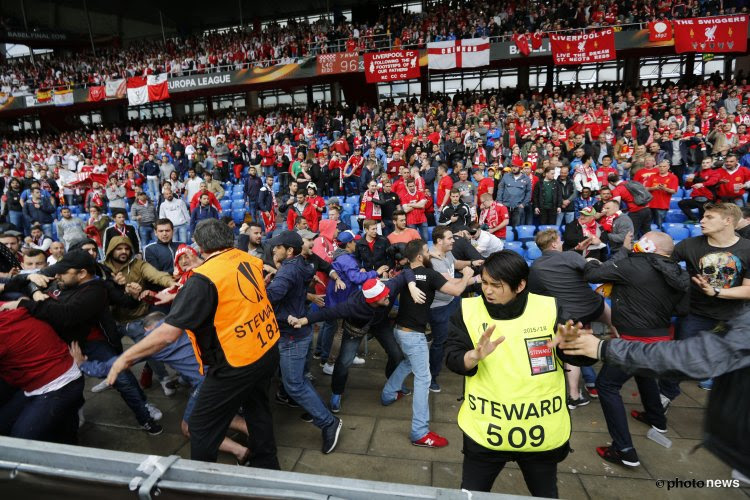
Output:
[665, 209, 687, 223]
[427, 226, 434, 242]
[220, 200, 232, 211]
[231, 200, 245, 210]
[505, 241, 523, 253]
[504, 230, 514, 242]
[669, 197, 682, 209]
[343, 203, 355, 215]
[665, 226, 690, 241]
[526, 245, 543, 261]
[350, 215, 359, 229]
[232, 209, 245, 224]
[516, 225, 536, 242]
[537, 225, 559, 233]
[689, 225, 703, 237]
[650, 224, 659, 231]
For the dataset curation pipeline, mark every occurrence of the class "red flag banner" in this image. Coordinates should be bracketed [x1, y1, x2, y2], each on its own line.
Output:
[512, 33, 531, 56]
[550, 28, 616, 65]
[649, 20, 673, 42]
[531, 31, 544, 49]
[364, 50, 420, 83]
[88, 86, 105, 102]
[673, 15, 748, 53]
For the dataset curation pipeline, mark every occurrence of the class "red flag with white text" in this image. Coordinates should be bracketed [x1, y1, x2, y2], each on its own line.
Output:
[512, 33, 531, 56]
[673, 15, 748, 53]
[550, 28, 616, 65]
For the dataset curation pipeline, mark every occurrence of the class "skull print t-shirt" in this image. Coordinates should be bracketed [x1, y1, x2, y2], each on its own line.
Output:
[673, 236, 750, 320]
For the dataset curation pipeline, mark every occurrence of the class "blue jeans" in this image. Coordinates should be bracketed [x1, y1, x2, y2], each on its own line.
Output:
[315, 319, 337, 360]
[428, 298, 458, 382]
[40, 223, 53, 239]
[659, 314, 722, 400]
[555, 211, 575, 227]
[247, 201, 259, 222]
[173, 223, 188, 243]
[652, 209, 668, 229]
[139, 224, 155, 247]
[383, 328, 431, 441]
[120, 320, 170, 381]
[8, 210, 23, 232]
[278, 334, 334, 430]
[331, 328, 362, 395]
[581, 365, 597, 386]
[596, 362, 666, 451]
[409, 222, 429, 242]
[0, 376, 84, 444]
[146, 176, 160, 201]
[83, 340, 151, 425]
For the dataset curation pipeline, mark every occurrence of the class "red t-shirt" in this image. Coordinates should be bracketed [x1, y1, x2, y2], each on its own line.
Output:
[612, 182, 647, 212]
[717, 167, 750, 199]
[477, 177, 495, 203]
[436, 175, 454, 207]
[401, 190, 427, 225]
[646, 173, 679, 210]
[633, 167, 658, 184]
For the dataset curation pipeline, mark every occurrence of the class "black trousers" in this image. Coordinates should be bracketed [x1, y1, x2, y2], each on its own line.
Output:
[460, 434, 568, 497]
[628, 208, 652, 238]
[538, 208, 558, 225]
[189, 345, 280, 468]
[678, 198, 708, 221]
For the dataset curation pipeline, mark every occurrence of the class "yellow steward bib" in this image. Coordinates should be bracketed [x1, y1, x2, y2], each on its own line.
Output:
[186, 248, 279, 374]
[457, 293, 570, 452]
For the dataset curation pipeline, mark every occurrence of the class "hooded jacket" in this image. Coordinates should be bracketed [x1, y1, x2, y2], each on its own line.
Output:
[601, 307, 750, 477]
[266, 254, 315, 338]
[583, 250, 690, 337]
[103, 235, 174, 321]
[326, 248, 378, 307]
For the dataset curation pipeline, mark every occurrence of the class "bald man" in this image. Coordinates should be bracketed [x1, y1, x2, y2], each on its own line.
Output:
[580, 231, 690, 468]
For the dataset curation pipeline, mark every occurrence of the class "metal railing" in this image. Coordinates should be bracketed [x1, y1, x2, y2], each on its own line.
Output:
[0, 436, 518, 500]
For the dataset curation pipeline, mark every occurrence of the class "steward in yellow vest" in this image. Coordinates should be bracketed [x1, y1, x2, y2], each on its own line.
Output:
[444, 250, 595, 498]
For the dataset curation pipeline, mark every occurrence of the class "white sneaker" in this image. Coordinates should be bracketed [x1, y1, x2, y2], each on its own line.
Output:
[91, 379, 111, 393]
[145, 403, 162, 421]
[322, 363, 334, 375]
[352, 356, 365, 366]
[160, 379, 176, 397]
[660, 394, 671, 414]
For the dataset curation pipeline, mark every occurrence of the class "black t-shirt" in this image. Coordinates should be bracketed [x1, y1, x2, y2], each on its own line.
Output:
[673, 236, 750, 320]
[452, 236, 484, 262]
[164, 274, 229, 373]
[395, 265, 447, 332]
[737, 225, 750, 240]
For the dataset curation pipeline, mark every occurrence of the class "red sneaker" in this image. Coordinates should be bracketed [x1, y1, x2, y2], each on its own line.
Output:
[412, 431, 449, 448]
[139, 364, 153, 389]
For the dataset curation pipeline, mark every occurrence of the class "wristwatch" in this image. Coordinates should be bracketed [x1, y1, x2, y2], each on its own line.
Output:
[713, 287, 721, 297]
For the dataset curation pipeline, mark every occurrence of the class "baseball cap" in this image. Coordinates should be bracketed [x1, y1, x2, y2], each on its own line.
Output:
[268, 230, 303, 250]
[336, 231, 356, 244]
[362, 278, 390, 304]
[46, 249, 96, 275]
[580, 206, 597, 217]
[296, 229, 318, 240]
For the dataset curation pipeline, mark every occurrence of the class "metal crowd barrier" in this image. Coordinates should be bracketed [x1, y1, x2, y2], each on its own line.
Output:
[0, 436, 525, 500]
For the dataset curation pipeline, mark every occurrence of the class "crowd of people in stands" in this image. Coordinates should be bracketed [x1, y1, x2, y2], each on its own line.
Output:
[2, 69, 750, 492]
[3, 0, 740, 94]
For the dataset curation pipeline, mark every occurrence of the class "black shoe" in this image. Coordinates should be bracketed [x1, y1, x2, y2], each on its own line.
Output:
[300, 412, 313, 423]
[275, 391, 300, 408]
[142, 420, 163, 436]
[321, 416, 342, 454]
[630, 410, 667, 433]
[596, 446, 640, 467]
[567, 394, 591, 410]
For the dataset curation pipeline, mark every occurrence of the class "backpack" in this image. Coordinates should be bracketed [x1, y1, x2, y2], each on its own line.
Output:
[625, 181, 653, 206]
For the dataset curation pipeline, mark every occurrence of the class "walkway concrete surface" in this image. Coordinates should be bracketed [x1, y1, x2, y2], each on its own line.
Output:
[78, 336, 750, 499]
